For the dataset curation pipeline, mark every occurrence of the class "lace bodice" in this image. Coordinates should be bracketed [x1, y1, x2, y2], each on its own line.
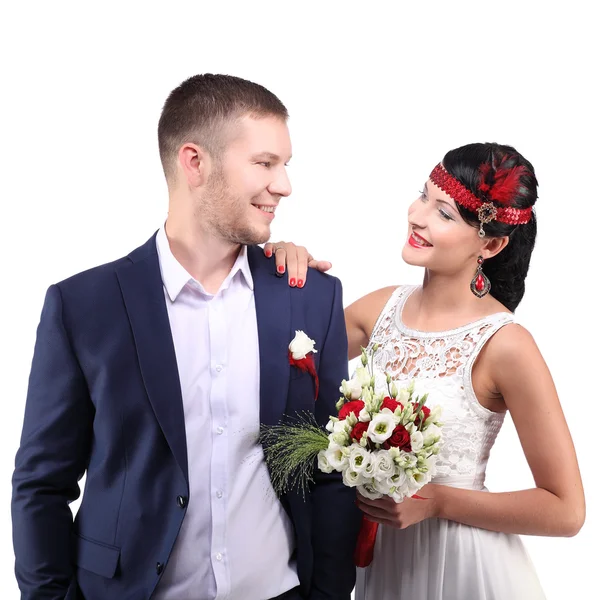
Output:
[366, 285, 515, 490]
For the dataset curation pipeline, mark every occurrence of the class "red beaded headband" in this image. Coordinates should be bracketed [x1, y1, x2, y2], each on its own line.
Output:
[429, 163, 533, 237]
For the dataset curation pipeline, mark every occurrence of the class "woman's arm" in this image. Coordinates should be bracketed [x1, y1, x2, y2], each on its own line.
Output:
[435, 323, 585, 536]
[345, 287, 399, 360]
[357, 323, 586, 537]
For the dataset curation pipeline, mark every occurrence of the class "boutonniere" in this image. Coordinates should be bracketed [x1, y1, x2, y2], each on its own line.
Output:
[288, 330, 319, 400]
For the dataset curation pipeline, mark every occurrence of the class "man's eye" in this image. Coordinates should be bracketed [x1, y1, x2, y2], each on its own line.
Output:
[258, 162, 271, 168]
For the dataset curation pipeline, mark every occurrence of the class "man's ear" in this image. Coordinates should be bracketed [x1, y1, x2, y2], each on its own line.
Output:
[177, 143, 211, 188]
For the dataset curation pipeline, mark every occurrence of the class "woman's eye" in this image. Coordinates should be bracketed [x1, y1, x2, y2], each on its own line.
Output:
[439, 209, 453, 221]
[419, 190, 427, 201]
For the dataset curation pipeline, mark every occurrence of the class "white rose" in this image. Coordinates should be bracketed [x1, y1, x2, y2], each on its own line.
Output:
[367, 412, 396, 444]
[325, 444, 348, 471]
[410, 430, 424, 452]
[357, 482, 383, 501]
[342, 467, 364, 488]
[349, 446, 372, 474]
[289, 330, 317, 360]
[317, 450, 334, 473]
[372, 450, 396, 481]
[340, 378, 362, 400]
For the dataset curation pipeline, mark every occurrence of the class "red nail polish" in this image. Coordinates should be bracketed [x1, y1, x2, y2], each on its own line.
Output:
[290, 278, 296, 287]
[297, 279, 304, 288]
[265, 250, 272, 258]
[277, 265, 285, 273]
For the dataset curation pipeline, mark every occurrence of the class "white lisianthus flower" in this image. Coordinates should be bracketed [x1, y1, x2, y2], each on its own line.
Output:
[407, 469, 432, 495]
[423, 423, 442, 446]
[325, 444, 349, 471]
[357, 482, 383, 501]
[342, 467, 364, 488]
[362, 457, 376, 478]
[420, 455, 438, 478]
[340, 378, 362, 400]
[372, 450, 396, 481]
[384, 469, 410, 500]
[410, 430, 424, 452]
[354, 367, 371, 387]
[425, 405, 443, 426]
[397, 388, 411, 404]
[329, 418, 350, 435]
[397, 450, 417, 469]
[332, 431, 349, 446]
[346, 412, 358, 428]
[325, 418, 338, 433]
[367, 413, 396, 444]
[387, 447, 401, 462]
[373, 476, 395, 495]
[349, 446, 372, 474]
[317, 450, 334, 473]
[289, 330, 317, 360]
[358, 406, 372, 422]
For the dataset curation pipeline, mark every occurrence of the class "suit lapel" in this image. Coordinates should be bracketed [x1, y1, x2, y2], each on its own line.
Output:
[116, 235, 188, 483]
[248, 246, 291, 427]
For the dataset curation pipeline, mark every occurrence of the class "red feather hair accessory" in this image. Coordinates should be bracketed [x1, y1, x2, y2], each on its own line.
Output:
[429, 163, 532, 227]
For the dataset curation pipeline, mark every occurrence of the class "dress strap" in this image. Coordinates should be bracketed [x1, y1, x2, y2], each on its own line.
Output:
[368, 285, 414, 345]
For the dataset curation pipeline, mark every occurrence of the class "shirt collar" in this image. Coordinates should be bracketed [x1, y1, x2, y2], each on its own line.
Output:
[155, 225, 254, 302]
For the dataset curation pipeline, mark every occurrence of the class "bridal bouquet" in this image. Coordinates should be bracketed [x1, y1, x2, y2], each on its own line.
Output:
[260, 344, 443, 567]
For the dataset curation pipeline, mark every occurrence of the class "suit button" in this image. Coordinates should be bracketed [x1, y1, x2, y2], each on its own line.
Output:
[156, 562, 164, 575]
[177, 495, 188, 508]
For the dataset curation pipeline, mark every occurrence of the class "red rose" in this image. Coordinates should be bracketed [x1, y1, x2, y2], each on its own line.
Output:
[413, 404, 431, 428]
[338, 400, 365, 421]
[381, 396, 402, 413]
[383, 424, 411, 451]
[350, 422, 368, 443]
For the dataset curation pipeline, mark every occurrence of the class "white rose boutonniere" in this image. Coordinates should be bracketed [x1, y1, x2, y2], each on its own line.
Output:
[288, 330, 319, 399]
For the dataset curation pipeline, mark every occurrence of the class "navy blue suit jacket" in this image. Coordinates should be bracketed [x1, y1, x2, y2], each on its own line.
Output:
[12, 234, 361, 600]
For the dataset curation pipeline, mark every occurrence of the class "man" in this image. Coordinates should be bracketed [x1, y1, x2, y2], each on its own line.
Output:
[12, 74, 361, 600]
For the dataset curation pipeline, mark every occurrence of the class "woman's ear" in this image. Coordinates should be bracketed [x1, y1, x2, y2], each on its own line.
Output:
[481, 235, 509, 259]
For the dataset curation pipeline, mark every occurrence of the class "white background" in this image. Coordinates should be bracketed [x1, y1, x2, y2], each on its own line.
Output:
[1, 1, 597, 598]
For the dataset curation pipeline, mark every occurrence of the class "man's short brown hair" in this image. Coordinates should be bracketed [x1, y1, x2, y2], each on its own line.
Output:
[158, 74, 288, 179]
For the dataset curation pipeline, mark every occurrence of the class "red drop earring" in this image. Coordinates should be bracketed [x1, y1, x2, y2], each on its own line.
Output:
[471, 256, 491, 298]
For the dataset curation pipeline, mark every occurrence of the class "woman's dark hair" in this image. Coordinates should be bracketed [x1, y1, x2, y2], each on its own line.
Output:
[442, 143, 538, 312]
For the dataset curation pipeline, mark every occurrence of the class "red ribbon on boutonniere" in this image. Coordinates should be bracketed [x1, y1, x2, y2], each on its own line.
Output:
[288, 330, 319, 400]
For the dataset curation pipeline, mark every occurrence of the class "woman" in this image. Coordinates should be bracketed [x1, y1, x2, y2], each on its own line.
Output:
[266, 142, 584, 599]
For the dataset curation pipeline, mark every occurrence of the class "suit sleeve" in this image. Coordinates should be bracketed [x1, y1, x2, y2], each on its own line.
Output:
[309, 278, 362, 600]
[12, 285, 94, 600]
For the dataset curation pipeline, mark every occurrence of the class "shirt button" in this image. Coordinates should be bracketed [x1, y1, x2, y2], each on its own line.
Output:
[156, 562, 164, 575]
[177, 495, 188, 508]
[216, 426, 224, 435]
[216, 365, 223, 373]
[215, 552, 223, 562]
[216, 490, 223, 499]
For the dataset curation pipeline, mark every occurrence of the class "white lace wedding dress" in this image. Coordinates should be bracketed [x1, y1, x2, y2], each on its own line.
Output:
[354, 285, 545, 600]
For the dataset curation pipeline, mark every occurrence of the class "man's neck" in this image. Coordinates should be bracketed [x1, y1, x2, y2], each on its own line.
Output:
[164, 216, 242, 295]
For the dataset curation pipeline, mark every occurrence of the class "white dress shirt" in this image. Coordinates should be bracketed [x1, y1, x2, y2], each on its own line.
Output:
[153, 226, 299, 600]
